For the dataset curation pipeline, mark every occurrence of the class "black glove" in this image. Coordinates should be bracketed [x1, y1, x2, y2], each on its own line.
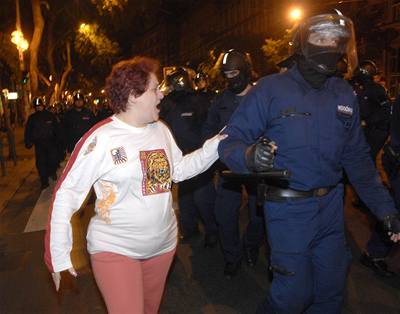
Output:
[245, 137, 275, 172]
[382, 214, 400, 234]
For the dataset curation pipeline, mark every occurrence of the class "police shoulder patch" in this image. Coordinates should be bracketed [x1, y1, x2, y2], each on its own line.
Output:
[337, 104, 353, 117]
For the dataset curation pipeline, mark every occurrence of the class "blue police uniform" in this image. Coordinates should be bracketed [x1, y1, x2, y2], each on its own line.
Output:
[387, 97, 400, 209]
[379, 96, 400, 258]
[218, 65, 396, 313]
[203, 89, 265, 267]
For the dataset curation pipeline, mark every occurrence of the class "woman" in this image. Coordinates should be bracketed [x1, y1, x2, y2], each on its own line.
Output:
[44, 56, 226, 313]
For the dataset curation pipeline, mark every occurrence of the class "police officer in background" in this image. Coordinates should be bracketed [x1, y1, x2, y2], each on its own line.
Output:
[203, 50, 265, 278]
[160, 67, 219, 247]
[63, 91, 96, 153]
[96, 98, 113, 122]
[218, 13, 400, 313]
[384, 96, 400, 208]
[351, 60, 391, 162]
[24, 97, 60, 189]
[349, 61, 396, 277]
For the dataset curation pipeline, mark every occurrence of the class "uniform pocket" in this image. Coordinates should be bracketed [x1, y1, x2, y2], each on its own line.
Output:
[271, 112, 312, 150]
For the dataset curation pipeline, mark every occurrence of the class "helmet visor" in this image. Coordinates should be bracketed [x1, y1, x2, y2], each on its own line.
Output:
[300, 14, 358, 75]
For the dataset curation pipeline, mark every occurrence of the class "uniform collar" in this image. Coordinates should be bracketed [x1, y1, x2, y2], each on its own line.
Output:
[288, 65, 334, 92]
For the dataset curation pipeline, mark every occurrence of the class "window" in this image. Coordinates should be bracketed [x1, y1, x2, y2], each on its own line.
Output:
[393, 0, 400, 22]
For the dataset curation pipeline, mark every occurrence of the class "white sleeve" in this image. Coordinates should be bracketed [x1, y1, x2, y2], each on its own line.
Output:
[167, 129, 221, 182]
[44, 133, 104, 273]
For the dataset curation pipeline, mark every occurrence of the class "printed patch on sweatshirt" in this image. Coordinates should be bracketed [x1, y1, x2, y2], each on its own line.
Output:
[110, 146, 128, 164]
[97, 180, 117, 224]
[140, 149, 172, 195]
[84, 136, 97, 155]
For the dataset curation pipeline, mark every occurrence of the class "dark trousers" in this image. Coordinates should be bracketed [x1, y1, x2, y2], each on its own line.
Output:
[257, 185, 351, 314]
[364, 128, 388, 163]
[178, 171, 218, 237]
[215, 177, 265, 264]
[35, 144, 59, 186]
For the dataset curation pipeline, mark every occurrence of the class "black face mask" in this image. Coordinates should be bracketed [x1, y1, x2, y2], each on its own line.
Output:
[227, 72, 249, 94]
[305, 44, 343, 75]
[297, 57, 329, 89]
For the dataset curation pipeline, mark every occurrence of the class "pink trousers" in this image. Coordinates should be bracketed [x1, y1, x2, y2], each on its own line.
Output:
[90, 249, 176, 314]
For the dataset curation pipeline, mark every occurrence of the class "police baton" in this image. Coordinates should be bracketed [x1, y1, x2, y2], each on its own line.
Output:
[221, 169, 290, 206]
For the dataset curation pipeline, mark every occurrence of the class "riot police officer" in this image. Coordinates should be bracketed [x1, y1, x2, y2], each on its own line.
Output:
[349, 61, 396, 277]
[63, 92, 96, 153]
[218, 13, 400, 313]
[96, 98, 113, 122]
[351, 60, 391, 162]
[24, 97, 60, 189]
[203, 50, 265, 278]
[160, 67, 218, 247]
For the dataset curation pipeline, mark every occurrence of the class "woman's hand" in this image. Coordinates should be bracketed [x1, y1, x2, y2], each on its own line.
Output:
[51, 267, 77, 291]
[217, 133, 228, 141]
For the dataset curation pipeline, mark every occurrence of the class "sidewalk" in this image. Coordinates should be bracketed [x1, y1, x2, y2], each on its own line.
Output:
[0, 127, 36, 213]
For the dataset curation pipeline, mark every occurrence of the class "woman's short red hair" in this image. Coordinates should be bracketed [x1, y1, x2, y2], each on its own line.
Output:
[105, 56, 160, 113]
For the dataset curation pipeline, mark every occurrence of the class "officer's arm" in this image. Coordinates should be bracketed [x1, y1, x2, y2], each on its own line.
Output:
[218, 86, 269, 173]
[342, 98, 397, 219]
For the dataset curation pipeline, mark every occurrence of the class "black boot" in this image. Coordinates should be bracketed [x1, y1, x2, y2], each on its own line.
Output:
[360, 252, 396, 278]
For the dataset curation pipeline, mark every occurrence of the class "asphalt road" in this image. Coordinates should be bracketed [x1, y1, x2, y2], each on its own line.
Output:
[0, 154, 399, 313]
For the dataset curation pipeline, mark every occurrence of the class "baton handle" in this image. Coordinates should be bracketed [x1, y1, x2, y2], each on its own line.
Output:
[221, 169, 290, 179]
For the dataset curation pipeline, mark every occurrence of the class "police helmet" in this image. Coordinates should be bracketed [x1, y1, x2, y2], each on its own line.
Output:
[293, 12, 358, 75]
[220, 49, 251, 77]
[166, 67, 193, 92]
[358, 60, 378, 78]
[32, 97, 44, 107]
[73, 91, 85, 102]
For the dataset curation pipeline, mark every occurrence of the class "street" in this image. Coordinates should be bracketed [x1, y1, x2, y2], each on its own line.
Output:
[0, 127, 399, 314]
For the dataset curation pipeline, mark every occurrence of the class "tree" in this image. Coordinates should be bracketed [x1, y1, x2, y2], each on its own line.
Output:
[91, 0, 128, 15]
[30, 0, 45, 97]
[75, 23, 119, 67]
[261, 29, 294, 73]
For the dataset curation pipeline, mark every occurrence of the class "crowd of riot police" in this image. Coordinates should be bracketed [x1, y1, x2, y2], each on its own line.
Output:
[24, 92, 113, 189]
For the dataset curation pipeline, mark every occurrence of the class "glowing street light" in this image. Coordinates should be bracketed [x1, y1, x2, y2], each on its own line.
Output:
[289, 8, 303, 22]
[11, 30, 29, 52]
[79, 23, 90, 33]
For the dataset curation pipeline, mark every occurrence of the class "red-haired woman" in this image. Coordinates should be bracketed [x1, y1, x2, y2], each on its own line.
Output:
[44, 56, 226, 313]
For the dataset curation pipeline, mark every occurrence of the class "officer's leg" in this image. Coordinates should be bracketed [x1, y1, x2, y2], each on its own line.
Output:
[365, 129, 387, 165]
[178, 179, 199, 239]
[306, 186, 351, 314]
[215, 178, 242, 267]
[257, 199, 315, 313]
[193, 171, 218, 245]
[35, 145, 49, 188]
[243, 185, 265, 266]
[47, 145, 59, 181]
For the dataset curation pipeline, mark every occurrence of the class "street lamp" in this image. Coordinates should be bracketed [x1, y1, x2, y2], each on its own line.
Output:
[289, 7, 303, 22]
[11, 30, 29, 52]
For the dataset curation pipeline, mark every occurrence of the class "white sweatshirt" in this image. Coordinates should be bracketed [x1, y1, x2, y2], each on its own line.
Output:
[44, 116, 220, 273]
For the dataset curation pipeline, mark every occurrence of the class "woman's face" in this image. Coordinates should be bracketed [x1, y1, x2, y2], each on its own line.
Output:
[129, 72, 164, 125]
